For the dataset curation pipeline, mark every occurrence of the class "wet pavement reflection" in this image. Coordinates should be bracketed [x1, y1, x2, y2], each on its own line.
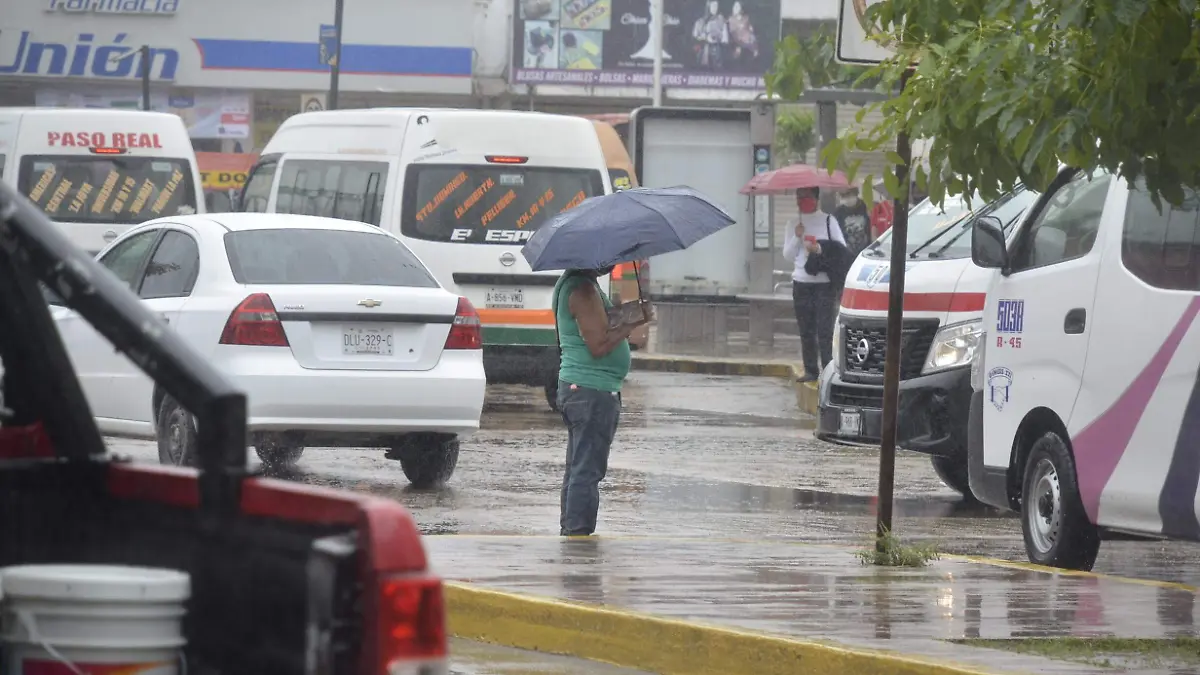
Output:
[451, 639, 651, 675]
[432, 536, 1198, 674]
[107, 371, 1200, 589]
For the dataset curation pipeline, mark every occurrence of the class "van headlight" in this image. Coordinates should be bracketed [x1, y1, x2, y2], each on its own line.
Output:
[922, 320, 984, 375]
[831, 318, 843, 372]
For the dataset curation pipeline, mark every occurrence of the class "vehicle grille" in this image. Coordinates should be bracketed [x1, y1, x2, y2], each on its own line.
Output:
[830, 383, 884, 409]
[841, 318, 939, 381]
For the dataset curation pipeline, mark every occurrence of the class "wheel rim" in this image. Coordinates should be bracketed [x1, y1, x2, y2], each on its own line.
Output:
[166, 410, 189, 466]
[1027, 458, 1062, 554]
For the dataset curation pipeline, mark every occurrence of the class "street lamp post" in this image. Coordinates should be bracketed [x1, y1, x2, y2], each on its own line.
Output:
[109, 45, 153, 111]
[328, 0, 345, 110]
[651, 0, 664, 106]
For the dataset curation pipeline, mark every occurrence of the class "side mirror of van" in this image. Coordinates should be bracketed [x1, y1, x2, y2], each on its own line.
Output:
[971, 216, 1008, 271]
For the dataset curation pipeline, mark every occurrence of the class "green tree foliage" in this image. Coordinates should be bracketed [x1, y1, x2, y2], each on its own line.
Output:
[769, 26, 877, 96]
[774, 110, 817, 163]
[767, 0, 1200, 207]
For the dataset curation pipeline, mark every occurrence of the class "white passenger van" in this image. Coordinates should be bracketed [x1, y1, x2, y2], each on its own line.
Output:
[816, 188, 1039, 496]
[0, 108, 203, 254]
[245, 109, 611, 408]
[967, 166, 1200, 570]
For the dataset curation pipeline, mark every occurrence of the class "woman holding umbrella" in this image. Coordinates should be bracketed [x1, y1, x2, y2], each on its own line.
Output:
[523, 186, 735, 536]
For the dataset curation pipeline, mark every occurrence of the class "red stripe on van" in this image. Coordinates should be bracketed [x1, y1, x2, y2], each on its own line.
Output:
[840, 288, 987, 313]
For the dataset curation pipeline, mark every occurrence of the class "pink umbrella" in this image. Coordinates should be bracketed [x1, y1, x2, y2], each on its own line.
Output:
[739, 164, 852, 195]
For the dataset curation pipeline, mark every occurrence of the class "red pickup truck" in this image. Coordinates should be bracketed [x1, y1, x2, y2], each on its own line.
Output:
[0, 181, 447, 674]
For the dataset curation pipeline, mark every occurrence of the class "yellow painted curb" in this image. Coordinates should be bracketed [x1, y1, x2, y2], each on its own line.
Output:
[446, 583, 1002, 675]
[794, 378, 819, 416]
[631, 354, 798, 380]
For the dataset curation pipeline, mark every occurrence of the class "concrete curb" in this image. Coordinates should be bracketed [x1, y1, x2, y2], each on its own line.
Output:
[632, 354, 820, 417]
[446, 583, 993, 675]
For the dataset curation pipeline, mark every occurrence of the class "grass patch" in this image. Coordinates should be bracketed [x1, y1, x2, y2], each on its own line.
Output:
[855, 529, 940, 567]
[956, 637, 1200, 669]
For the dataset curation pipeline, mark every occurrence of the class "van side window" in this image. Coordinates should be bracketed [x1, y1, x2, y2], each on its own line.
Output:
[275, 160, 388, 226]
[1009, 170, 1110, 272]
[0, 154, 6, 180]
[1123, 184, 1200, 291]
[240, 160, 277, 213]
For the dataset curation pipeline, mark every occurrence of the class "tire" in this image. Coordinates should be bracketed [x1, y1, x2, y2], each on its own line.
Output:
[930, 455, 975, 500]
[156, 395, 199, 467]
[545, 380, 560, 412]
[1020, 432, 1101, 571]
[255, 445, 305, 470]
[391, 436, 460, 489]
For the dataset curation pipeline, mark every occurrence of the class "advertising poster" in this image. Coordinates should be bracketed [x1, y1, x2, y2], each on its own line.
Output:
[511, 0, 781, 88]
[35, 89, 252, 139]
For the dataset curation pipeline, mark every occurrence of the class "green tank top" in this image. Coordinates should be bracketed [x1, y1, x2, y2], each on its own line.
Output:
[553, 273, 631, 393]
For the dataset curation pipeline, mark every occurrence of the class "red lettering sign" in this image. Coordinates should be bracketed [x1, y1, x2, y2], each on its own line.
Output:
[45, 131, 162, 149]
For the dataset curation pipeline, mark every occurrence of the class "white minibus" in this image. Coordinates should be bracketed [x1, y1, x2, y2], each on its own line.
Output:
[969, 166, 1200, 570]
[0, 108, 203, 254]
[244, 108, 611, 408]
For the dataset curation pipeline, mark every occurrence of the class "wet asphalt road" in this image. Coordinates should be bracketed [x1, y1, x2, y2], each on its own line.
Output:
[108, 371, 1200, 587]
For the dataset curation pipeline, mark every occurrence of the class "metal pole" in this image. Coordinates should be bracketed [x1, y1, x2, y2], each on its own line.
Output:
[651, 0, 664, 106]
[329, 0, 345, 110]
[875, 68, 913, 548]
[140, 45, 151, 112]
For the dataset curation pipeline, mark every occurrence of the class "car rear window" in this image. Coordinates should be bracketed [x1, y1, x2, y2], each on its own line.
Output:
[224, 229, 438, 287]
[400, 164, 604, 245]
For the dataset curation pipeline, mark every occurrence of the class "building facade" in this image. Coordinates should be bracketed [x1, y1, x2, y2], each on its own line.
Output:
[1, 0, 836, 152]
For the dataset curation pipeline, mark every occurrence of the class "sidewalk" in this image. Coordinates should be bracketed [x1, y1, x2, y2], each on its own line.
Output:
[633, 329, 818, 415]
[432, 535, 1197, 675]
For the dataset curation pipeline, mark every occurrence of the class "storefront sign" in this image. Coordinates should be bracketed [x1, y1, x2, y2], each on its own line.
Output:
[0, 31, 180, 80]
[511, 0, 781, 89]
[196, 152, 258, 190]
[45, 0, 179, 15]
[46, 0, 180, 14]
[36, 89, 252, 139]
[301, 93, 326, 112]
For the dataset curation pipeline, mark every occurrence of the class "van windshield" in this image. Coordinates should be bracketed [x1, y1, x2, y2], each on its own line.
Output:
[17, 156, 198, 225]
[401, 165, 604, 245]
[866, 188, 1038, 259]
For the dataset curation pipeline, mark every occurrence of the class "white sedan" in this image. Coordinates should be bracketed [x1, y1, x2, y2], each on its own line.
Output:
[52, 213, 486, 487]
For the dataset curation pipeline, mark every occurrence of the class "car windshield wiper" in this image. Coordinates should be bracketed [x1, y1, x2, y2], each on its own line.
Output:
[932, 207, 1029, 258]
[907, 210, 968, 259]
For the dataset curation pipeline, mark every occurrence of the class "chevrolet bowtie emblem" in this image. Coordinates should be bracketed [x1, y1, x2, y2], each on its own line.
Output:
[357, 299, 382, 308]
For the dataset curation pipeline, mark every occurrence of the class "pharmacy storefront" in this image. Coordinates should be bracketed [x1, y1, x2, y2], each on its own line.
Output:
[0, 0, 475, 152]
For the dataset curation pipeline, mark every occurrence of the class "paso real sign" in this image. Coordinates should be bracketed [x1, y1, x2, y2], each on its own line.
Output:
[511, 0, 782, 89]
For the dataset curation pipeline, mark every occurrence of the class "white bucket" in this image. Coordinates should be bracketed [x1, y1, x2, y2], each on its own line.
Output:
[0, 564, 190, 675]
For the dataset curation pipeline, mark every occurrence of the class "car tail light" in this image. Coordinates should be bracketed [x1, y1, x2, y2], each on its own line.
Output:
[444, 297, 481, 350]
[378, 575, 447, 670]
[219, 293, 289, 347]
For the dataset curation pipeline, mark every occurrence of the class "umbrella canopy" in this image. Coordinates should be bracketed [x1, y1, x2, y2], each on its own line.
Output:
[520, 186, 735, 272]
[739, 164, 852, 195]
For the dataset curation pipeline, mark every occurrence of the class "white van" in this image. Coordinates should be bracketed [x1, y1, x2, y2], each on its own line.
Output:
[245, 108, 611, 407]
[0, 108, 203, 254]
[816, 187, 1039, 496]
[967, 166, 1200, 570]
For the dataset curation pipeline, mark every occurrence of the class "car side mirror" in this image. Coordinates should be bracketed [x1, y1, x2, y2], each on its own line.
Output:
[971, 215, 1009, 271]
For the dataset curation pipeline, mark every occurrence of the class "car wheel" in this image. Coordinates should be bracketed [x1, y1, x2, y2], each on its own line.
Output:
[255, 445, 305, 470]
[545, 380, 560, 412]
[930, 455, 975, 500]
[1021, 432, 1101, 571]
[156, 395, 199, 468]
[391, 436, 460, 489]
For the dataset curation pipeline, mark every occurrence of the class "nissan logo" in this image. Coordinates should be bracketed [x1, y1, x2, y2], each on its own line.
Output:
[855, 338, 871, 363]
[500, 252, 516, 267]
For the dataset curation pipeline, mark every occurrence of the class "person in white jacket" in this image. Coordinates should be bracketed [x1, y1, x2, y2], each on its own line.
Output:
[783, 187, 846, 382]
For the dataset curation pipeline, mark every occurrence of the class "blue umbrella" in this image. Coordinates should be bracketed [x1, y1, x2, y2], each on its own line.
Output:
[520, 186, 736, 272]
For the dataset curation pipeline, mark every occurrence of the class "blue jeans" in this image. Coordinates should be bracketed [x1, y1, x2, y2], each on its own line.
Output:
[557, 381, 621, 536]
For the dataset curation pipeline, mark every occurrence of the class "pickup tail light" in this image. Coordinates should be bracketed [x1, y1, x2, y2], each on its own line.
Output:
[444, 297, 482, 350]
[219, 293, 290, 347]
[379, 575, 447, 671]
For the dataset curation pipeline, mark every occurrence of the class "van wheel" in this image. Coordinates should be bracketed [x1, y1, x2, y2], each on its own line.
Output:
[545, 380, 560, 412]
[930, 455, 975, 500]
[156, 395, 199, 468]
[255, 445, 305, 470]
[1021, 432, 1100, 571]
